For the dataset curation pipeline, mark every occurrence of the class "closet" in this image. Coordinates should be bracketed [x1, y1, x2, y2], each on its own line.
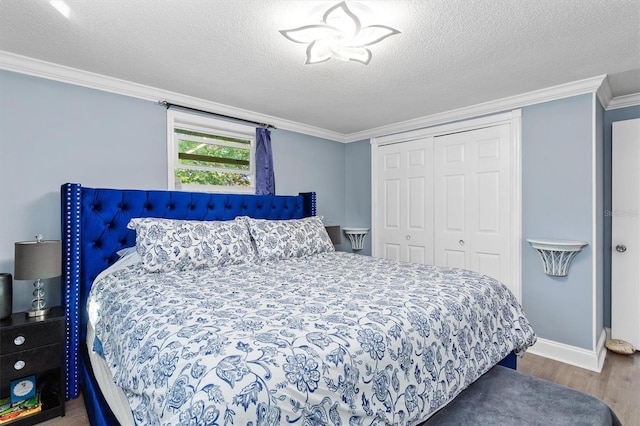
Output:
[372, 112, 521, 299]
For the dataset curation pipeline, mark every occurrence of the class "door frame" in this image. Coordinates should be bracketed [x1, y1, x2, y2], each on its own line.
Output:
[371, 109, 523, 301]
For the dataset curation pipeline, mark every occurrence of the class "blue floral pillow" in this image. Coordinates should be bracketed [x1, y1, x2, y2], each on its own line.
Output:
[247, 216, 335, 261]
[127, 217, 256, 272]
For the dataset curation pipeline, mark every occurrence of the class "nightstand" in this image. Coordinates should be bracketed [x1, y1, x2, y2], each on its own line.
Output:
[0, 306, 65, 424]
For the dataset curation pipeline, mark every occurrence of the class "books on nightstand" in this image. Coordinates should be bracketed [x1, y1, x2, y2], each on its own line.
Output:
[0, 394, 42, 424]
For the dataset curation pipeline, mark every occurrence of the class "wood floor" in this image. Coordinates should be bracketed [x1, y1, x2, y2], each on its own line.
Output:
[518, 351, 640, 425]
[37, 351, 639, 426]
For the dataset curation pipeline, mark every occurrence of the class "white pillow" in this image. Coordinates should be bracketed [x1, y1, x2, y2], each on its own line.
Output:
[93, 246, 143, 284]
[116, 246, 137, 258]
[127, 216, 256, 272]
[247, 216, 334, 261]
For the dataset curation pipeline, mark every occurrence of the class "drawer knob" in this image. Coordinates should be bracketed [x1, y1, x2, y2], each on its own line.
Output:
[14, 335, 26, 346]
[14, 360, 26, 370]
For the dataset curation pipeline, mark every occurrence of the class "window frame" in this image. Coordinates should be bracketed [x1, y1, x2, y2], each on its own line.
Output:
[167, 109, 256, 194]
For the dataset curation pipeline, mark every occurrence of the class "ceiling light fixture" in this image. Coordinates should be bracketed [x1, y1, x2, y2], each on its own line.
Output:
[279, 1, 400, 65]
[50, 0, 71, 18]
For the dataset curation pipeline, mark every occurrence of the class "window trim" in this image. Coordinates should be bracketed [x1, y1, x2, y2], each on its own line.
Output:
[167, 109, 256, 193]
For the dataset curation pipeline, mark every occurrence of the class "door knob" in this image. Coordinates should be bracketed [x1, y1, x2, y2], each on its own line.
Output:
[459, 240, 465, 246]
[616, 244, 627, 253]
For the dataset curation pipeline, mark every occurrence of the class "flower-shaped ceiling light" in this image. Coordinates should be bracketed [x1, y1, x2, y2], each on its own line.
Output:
[279, 1, 400, 65]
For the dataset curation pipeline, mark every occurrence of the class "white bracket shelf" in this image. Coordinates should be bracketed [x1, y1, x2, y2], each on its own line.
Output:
[343, 227, 369, 251]
[526, 238, 587, 277]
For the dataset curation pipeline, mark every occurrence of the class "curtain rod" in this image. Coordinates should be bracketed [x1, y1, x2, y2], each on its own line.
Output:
[158, 101, 276, 129]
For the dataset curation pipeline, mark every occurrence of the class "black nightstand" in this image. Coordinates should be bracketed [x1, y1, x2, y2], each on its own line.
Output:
[0, 306, 65, 424]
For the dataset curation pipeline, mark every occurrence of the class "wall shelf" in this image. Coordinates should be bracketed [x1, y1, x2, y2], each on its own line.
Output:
[526, 238, 587, 277]
[343, 227, 369, 251]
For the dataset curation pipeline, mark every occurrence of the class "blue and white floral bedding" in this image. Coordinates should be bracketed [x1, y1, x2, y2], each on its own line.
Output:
[87, 252, 536, 425]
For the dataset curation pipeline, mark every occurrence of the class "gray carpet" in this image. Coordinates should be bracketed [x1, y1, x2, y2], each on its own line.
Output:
[423, 365, 622, 426]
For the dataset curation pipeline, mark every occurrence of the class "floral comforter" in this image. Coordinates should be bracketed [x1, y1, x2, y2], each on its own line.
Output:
[88, 252, 536, 425]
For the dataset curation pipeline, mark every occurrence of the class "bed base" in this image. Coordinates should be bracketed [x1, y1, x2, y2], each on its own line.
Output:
[497, 352, 517, 369]
[80, 345, 120, 426]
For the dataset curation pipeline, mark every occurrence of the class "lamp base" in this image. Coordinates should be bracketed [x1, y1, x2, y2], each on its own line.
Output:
[26, 307, 50, 318]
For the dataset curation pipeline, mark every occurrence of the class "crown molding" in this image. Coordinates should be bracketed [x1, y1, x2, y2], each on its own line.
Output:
[2, 51, 615, 144]
[344, 75, 607, 142]
[607, 92, 640, 110]
[0, 51, 347, 143]
[596, 75, 613, 108]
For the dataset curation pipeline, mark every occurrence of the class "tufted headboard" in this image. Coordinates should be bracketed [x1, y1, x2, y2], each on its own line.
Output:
[60, 183, 316, 401]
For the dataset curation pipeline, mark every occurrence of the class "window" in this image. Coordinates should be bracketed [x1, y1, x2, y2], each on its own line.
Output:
[168, 110, 255, 193]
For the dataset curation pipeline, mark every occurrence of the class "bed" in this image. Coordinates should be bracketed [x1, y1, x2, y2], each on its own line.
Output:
[60, 183, 536, 425]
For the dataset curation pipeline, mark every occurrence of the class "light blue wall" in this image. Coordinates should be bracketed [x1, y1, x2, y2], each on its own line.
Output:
[0, 70, 347, 312]
[522, 94, 594, 349]
[271, 129, 348, 252]
[345, 140, 372, 255]
[603, 104, 640, 327]
[0, 69, 167, 312]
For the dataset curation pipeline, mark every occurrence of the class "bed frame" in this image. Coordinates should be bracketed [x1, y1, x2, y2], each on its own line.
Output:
[60, 183, 317, 425]
[60, 183, 516, 425]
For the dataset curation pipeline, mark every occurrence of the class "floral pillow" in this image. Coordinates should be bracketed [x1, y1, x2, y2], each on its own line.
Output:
[247, 216, 335, 261]
[127, 217, 256, 272]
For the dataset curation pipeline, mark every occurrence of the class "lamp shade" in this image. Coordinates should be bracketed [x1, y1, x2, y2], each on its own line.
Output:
[14, 240, 62, 280]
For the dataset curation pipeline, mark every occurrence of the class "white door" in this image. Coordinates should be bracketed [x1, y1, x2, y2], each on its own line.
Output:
[434, 124, 512, 285]
[611, 118, 640, 349]
[377, 139, 433, 263]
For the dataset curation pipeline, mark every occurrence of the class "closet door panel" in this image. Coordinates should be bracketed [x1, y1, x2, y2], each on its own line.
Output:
[377, 139, 433, 263]
[444, 249, 466, 269]
[477, 252, 501, 280]
[408, 245, 426, 264]
[434, 124, 511, 284]
[408, 176, 426, 230]
[384, 243, 401, 261]
[476, 171, 500, 233]
[444, 174, 465, 232]
[384, 179, 401, 229]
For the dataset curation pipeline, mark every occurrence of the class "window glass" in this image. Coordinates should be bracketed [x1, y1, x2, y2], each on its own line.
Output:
[168, 111, 255, 193]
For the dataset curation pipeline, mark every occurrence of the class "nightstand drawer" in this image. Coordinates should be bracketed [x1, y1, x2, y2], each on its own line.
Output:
[0, 343, 63, 381]
[0, 317, 64, 355]
[0, 307, 66, 422]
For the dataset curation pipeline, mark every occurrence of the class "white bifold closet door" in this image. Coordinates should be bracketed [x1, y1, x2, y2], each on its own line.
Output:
[377, 138, 433, 264]
[433, 124, 512, 283]
[376, 124, 512, 286]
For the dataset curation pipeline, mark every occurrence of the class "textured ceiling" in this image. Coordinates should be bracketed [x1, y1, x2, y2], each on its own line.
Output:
[1, 0, 639, 138]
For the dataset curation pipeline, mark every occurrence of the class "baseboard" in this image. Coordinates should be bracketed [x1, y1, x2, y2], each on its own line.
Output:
[526, 329, 608, 372]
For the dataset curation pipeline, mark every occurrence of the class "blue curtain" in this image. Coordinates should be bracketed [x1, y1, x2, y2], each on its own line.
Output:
[255, 128, 275, 195]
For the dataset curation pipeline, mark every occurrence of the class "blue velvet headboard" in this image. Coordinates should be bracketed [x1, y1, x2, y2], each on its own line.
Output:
[60, 183, 316, 402]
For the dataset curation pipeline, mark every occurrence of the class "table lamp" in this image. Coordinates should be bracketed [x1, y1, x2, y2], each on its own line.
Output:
[14, 235, 61, 318]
